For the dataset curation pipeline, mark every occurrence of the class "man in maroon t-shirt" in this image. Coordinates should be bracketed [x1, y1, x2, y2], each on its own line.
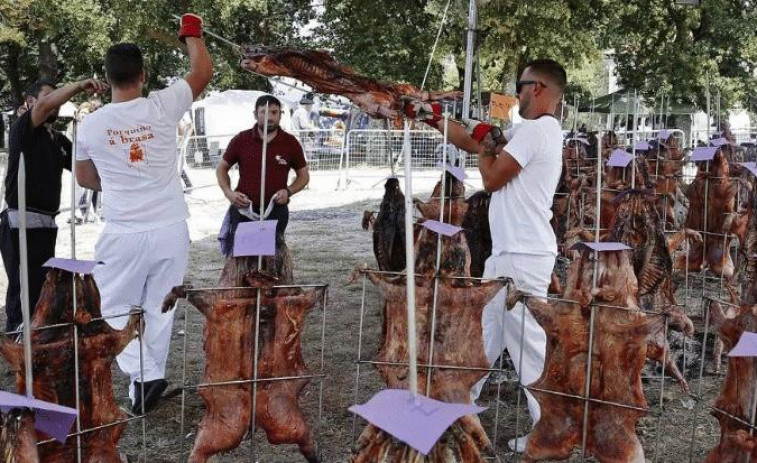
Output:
[216, 95, 309, 255]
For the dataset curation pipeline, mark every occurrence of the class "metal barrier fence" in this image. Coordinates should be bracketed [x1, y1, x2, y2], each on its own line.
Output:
[691, 127, 757, 146]
[180, 130, 347, 172]
[179, 129, 479, 189]
[343, 129, 477, 184]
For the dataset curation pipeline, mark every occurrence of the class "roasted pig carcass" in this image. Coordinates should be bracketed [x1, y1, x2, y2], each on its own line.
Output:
[0, 269, 139, 462]
[163, 258, 320, 462]
[515, 249, 668, 462]
[362, 177, 406, 272]
[241, 46, 461, 119]
[351, 271, 505, 462]
[607, 190, 693, 390]
[680, 149, 737, 277]
[0, 409, 39, 463]
[704, 300, 757, 463]
[414, 172, 467, 226]
[414, 225, 471, 281]
[462, 191, 492, 278]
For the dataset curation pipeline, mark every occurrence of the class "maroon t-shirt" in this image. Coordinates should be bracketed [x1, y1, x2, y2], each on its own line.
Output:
[223, 125, 307, 206]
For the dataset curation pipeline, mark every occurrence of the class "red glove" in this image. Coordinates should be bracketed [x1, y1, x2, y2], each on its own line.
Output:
[179, 14, 203, 43]
[402, 99, 443, 125]
[462, 117, 503, 144]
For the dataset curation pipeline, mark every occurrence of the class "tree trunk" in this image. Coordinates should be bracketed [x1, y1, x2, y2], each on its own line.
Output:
[38, 40, 58, 81]
[6, 43, 24, 108]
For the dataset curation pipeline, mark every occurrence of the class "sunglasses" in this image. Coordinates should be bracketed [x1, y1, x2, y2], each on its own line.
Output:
[516, 80, 546, 94]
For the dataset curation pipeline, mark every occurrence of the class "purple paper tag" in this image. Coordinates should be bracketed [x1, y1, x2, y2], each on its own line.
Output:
[422, 220, 462, 237]
[349, 389, 485, 455]
[607, 149, 633, 168]
[710, 137, 734, 147]
[445, 165, 467, 181]
[233, 220, 277, 257]
[729, 332, 757, 357]
[0, 390, 77, 443]
[634, 140, 651, 151]
[43, 258, 101, 274]
[740, 162, 757, 177]
[571, 241, 632, 252]
[691, 147, 718, 162]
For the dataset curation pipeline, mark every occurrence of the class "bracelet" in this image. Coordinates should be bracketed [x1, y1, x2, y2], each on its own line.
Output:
[286, 187, 293, 196]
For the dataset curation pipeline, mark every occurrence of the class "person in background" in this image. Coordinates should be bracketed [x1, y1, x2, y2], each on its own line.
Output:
[216, 95, 309, 256]
[291, 93, 316, 133]
[2, 77, 107, 332]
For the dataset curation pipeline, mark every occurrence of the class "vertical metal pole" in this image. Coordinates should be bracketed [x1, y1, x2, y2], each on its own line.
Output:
[596, 134, 603, 239]
[573, 94, 579, 135]
[337, 129, 348, 190]
[17, 153, 33, 397]
[180, 302, 190, 458]
[70, 117, 83, 463]
[652, 315, 669, 462]
[514, 294, 528, 463]
[688, 302, 712, 462]
[351, 275, 368, 443]
[315, 287, 328, 460]
[631, 90, 639, 188]
[403, 120, 419, 396]
[609, 94, 615, 131]
[580, 252, 600, 461]
[138, 309, 147, 461]
[706, 86, 712, 139]
[250, 102, 270, 461]
[425, 111, 450, 395]
[462, 0, 477, 120]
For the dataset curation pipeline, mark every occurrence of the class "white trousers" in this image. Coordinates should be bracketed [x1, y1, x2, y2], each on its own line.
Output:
[471, 252, 555, 426]
[93, 221, 190, 402]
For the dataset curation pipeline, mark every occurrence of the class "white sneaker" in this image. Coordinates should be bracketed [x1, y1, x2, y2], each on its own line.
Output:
[508, 434, 529, 453]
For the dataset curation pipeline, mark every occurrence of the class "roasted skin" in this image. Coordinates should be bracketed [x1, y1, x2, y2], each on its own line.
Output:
[681, 149, 737, 277]
[351, 271, 505, 462]
[518, 250, 662, 463]
[461, 191, 492, 278]
[1, 409, 39, 463]
[241, 45, 461, 119]
[704, 300, 757, 463]
[364, 177, 406, 272]
[165, 242, 320, 463]
[0, 269, 139, 462]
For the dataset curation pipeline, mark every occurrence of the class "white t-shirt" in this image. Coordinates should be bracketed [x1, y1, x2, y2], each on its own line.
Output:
[488, 116, 562, 256]
[77, 80, 193, 234]
[291, 107, 314, 132]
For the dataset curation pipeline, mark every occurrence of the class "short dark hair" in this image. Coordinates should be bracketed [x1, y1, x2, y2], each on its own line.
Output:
[25, 79, 56, 98]
[255, 95, 282, 111]
[524, 59, 567, 92]
[105, 43, 144, 86]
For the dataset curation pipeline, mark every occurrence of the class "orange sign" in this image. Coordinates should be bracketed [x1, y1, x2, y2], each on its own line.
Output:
[490, 93, 518, 121]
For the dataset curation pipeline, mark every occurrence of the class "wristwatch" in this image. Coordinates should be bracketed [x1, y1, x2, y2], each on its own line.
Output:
[286, 187, 293, 196]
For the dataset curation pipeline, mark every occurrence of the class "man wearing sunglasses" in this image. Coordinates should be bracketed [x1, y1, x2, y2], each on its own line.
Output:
[405, 59, 566, 453]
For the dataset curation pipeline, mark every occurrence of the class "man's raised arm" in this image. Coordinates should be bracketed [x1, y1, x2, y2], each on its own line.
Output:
[179, 14, 213, 100]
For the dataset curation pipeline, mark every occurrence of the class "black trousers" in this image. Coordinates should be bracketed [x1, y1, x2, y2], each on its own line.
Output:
[0, 211, 57, 332]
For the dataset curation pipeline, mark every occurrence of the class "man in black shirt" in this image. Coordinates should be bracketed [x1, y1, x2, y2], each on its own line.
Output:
[1, 77, 107, 332]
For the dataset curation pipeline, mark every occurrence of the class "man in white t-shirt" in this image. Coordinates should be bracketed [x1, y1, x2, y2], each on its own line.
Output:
[291, 93, 316, 133]
[75, 14, 212, 414]
[405, 59, 566, 452]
